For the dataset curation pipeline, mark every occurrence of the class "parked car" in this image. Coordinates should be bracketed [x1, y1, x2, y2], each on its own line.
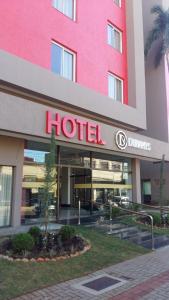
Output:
[111, 196, 130, 208]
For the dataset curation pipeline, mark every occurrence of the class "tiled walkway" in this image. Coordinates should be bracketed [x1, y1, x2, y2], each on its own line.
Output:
[13, 246, 169, 300]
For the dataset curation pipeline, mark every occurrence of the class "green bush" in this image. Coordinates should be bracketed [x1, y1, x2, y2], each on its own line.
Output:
[129, 203, 140, 212]
[12, 233, 35, 254]
[111, 206, 121, 218]
[59, 225, 76, 241]
[28, 226, 41, 240]
[28, 226, 42, 248]
[151, 213, 161, 226]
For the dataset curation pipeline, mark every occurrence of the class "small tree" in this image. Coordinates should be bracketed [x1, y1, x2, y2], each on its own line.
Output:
[144, 5, 169, 68]
[41, 128, 56, 236]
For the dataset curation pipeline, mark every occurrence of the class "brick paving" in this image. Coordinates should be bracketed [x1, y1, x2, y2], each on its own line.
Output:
[13, 246, 169, 300]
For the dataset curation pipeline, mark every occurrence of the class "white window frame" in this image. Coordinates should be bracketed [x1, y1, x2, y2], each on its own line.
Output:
[108, 73, 123, 103]
[108, 23, 122, 53]
[52, 41, 76, 82]
[52, 0, 76, 21]
[114, 0, 122, 8]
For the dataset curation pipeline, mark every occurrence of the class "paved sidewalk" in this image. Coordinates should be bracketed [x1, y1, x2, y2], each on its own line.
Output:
[14, 246, 169, 300]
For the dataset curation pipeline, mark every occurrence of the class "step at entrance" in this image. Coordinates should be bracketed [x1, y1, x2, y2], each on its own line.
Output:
[91, 221, 169, 250]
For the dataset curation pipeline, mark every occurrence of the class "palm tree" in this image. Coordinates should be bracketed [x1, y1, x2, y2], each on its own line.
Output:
[144, 5, 169, 68]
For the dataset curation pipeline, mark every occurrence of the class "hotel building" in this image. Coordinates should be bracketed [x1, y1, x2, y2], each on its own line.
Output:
[0, 0, 169, 230]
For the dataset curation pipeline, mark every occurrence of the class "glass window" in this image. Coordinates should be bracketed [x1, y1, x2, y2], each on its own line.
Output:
[108, 73, 123, 102]
[91, 153, 132, 204]
[60, 147, 90, 168]
[0, 166, 13, 227]
[53, 0, 75, 20]
[108, 24, 122, 52]
[22, 143, 57, 225]
[114, 0, 121, 7]
[51, 42, 75, 81]
[143, 181, 151, 195]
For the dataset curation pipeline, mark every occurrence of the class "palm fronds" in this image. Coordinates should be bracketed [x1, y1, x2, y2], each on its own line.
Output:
[145, 5, 169, 68]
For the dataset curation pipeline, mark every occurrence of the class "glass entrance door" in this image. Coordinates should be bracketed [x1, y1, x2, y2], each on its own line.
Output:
[70, 168, 91, 210]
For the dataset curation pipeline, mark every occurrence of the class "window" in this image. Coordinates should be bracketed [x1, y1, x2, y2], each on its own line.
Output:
[108, 73, 123, 102]
[22, 144, 57, 225]
[0, 166, 13, 227]
[53, 0, 75, 20]
[51, 42, 75, 81]
[114, 0, 121, 7]
[108, 24, 122, 52]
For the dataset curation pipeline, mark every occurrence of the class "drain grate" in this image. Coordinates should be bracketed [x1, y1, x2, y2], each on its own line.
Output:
[73, 274, 127, 295]
[83, 276, 120, 291]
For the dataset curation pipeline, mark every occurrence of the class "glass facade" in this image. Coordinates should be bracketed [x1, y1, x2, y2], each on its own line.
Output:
[0, 166, 13, 227]
[92, 154, 132, 205]
[21, 142, 132, 224]
[21, 142, 57, 224]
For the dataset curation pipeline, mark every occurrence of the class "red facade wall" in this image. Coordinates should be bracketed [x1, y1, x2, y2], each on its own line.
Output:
[0, 0, 128, 104]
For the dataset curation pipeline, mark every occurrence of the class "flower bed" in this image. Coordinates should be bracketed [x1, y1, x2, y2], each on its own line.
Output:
[0, 225, 90, 262]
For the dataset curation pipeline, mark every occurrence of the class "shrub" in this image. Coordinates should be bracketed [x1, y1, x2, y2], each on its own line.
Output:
[129, 203, 140, 212]
[46, 233, 54, 251]
[151, 213, 161, 227]
[28, 226, 41, 239]
[0, 238, 12, 254]
[111, 206, 121, 218]
[12, 233, 35, 254]
[59, 225, 76, 242]
[71, 236, 86, 252]
[166, 214, 169, 225]
[28, 226, 42, 250]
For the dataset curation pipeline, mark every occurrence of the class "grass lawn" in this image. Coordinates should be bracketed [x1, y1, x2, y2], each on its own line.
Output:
[0, 226, 149, 300]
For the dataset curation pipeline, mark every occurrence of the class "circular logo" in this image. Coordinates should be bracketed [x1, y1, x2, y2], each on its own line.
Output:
[115, 130, 127, 150]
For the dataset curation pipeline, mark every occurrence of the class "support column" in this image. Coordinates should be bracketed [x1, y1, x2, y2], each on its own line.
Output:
[0, 137, 24, 228]
[61, 167, 71, 206]
[132, 158, 141, 203]
[90, 152, 93, 215]
[12, 161, 24, 227]
[56, 145, 60, 220]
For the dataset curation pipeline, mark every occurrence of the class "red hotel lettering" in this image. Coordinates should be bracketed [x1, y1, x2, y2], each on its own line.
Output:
[76, 119, 87, 140]
[46, 111, 106, 146]
[96, 125, 106, 145]
[86, 122, 97, 143]
[61, 116, 76, 138]
[46, 111, 61, 135]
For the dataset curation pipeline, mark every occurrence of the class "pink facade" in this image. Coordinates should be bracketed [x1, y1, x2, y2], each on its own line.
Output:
[165, 60, 169, 140]
[0, 0, 128, 104]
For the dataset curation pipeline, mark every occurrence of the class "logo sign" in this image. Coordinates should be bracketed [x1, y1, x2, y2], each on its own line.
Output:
[115, 131, 127, 150]
[115, 130, 151, 151]
[128, 138, 151, 151]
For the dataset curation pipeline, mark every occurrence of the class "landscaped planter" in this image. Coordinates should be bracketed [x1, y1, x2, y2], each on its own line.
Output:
[0, 225, 91, 262]
[0, 244, 91, 262]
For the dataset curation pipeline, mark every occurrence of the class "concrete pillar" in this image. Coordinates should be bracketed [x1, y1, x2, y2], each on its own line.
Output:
[61, 167, 71, 206]
[132, 158, 141, 203]
[0, 136, 24, 228]
[11, 160, 24, 227]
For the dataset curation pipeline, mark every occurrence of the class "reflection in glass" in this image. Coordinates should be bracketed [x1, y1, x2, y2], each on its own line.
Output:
[91, 156, 132, 205]
[60, 147, 90, 167]
[21, 143, 133, 222]
[22, 148, 57, 225]
[0, 166, 13, 227]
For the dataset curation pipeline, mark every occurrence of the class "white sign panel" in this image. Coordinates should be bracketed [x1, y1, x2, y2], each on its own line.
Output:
[115, 131, 151, 151]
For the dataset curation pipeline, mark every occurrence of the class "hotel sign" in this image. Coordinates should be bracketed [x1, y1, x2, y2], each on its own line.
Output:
[115, 130, 151, 151]
[45, 111, 151, 152]
[46, 111, 106, 146]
